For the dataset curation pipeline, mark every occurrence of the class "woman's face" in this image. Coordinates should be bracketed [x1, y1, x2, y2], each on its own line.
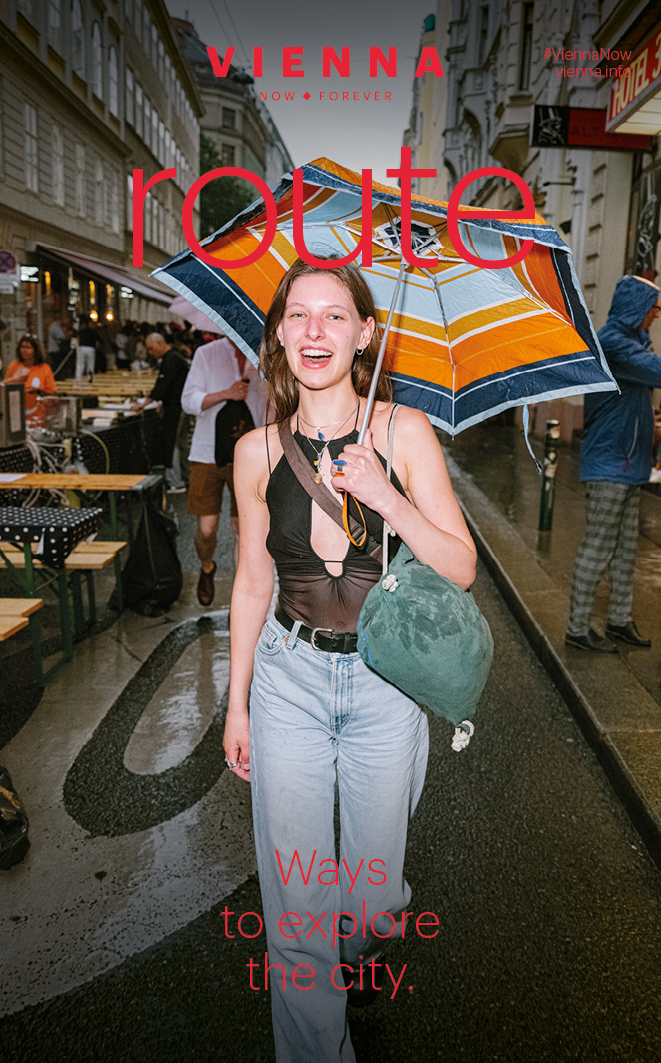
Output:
[19, 340, 36, 365]
[276, 273, 375, 392]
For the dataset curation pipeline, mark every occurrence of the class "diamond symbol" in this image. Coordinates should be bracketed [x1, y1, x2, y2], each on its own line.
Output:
[303, 92, 311, 100]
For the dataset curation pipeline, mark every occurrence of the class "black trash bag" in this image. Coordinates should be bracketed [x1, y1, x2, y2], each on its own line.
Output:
[0, 766, 30, 870]
[214, 400, 254, 467]
[115, 501, 183, 617]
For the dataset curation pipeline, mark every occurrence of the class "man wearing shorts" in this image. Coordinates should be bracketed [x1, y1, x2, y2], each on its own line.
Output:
[181, 336, 268, 605]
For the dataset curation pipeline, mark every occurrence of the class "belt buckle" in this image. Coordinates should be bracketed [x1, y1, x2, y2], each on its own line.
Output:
[310, 627, 333, 651]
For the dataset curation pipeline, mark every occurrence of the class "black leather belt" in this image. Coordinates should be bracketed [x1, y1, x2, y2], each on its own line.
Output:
[275, 607, 359, 654]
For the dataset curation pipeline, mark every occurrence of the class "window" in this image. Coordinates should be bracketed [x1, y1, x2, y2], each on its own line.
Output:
[17, 0, 34, 21]
[143, 7, 150, 54]
[52, 123, 64, 205]
[109, 46, 118, 116]
[221, 143, 235, 167]
[24, 102, 38, 193]
[135, 82, 143, 138]
[519, 3, 534, 90]
[75, 143, 86, 215]
[158, 118, 165, 164]
[158, 38, 165, 82]
[94, 160, 106, 226]
[91, 22, 103, 99]
[48, 0, 61, 52]
[222, 107, 236, 130]
[127, 173, 133, 232]
[144, 191, 152, 244]
[109, 170, 119, 232]
[144, 95, 151, 150]
[152, 108, 158, 156]
[135, 0, 142, 40]
[478, 6, 489, 65]
[126, 68, 134, 126]
[151, 24, 157, 68]
[72, 0, 85, 78]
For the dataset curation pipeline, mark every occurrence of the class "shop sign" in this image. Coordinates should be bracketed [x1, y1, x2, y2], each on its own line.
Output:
[626, 169, 661, 276]
[607, 22, 661, 131]
[0, 249, 19, 294]
[531, 105, 652, 150]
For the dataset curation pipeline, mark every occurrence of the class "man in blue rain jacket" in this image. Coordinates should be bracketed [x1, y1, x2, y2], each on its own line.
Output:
[566, 274, 661, 651]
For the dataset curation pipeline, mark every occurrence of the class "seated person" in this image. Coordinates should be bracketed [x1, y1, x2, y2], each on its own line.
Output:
[5, 335, 57, 423]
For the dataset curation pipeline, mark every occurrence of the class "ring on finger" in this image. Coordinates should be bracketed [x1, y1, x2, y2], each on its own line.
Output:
[225, 758, 238, 768]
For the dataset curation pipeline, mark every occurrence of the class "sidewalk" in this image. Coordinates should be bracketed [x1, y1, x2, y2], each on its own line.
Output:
[442, 422, 661, 871]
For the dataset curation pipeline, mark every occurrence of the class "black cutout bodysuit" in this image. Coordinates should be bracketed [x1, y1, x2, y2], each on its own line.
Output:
[266, 427, 406, 633]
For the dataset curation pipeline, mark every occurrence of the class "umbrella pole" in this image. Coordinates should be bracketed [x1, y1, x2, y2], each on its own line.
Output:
[358, 260, 407, 446]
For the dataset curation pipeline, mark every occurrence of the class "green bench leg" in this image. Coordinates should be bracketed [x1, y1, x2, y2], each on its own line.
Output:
[85, 570, 97, 625]
[108, 492, 124, 612]
[27, 612, 45, 686]
[70, 571, 85, 640]
[55, 569, 74, 664]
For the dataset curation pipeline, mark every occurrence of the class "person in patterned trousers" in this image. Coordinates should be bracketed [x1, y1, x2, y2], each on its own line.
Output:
[566, 274, 661, 652]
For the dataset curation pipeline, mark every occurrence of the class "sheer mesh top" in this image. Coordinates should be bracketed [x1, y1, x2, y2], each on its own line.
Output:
[266, 427, 406, 633]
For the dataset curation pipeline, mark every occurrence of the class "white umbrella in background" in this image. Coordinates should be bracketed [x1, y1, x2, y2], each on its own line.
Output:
[168, 295, 224, 335]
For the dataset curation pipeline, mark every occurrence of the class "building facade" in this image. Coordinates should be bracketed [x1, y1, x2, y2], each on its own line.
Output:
[404, 0, 661, 437]
[0, 0, 203, 360]
[403, 12, 452, 201]
[172, 18, 293, 196]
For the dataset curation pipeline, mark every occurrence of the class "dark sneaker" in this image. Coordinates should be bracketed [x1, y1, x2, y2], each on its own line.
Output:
[343, 959, 384, 1008]
[197, 561, 217, 607]
[564, 629, 617, 653]
[605, 621, 651, 648]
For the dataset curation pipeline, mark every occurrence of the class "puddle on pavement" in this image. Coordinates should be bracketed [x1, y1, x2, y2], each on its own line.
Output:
[124, 631, 229, 775]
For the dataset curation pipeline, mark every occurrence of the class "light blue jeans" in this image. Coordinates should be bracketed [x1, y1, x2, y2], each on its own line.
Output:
[250, 615, 429, 1063]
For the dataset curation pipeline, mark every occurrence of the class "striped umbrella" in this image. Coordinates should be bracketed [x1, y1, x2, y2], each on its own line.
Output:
[153, 158, 616, 439]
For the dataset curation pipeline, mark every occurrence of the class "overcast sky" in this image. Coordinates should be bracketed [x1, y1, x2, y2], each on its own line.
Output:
[165, 0, 441, 186]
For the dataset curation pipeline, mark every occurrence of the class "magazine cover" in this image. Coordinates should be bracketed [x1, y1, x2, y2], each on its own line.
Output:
[2, 0, 661, 1061]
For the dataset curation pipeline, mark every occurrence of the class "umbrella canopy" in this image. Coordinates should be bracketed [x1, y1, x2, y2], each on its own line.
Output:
[153, 158, 616, 435]
[168, 294, 225, 335]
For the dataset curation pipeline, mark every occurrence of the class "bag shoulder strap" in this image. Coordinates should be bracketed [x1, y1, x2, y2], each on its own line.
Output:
[277, 419, 382, 561]
[381, 403, 400, 577]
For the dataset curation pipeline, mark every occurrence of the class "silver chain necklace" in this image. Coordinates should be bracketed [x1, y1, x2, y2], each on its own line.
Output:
[298, 401, 360, 440]
[297, 402, 360, 484]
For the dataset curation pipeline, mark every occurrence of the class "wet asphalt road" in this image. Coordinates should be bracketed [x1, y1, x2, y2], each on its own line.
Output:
[3, 559, 661, 1063]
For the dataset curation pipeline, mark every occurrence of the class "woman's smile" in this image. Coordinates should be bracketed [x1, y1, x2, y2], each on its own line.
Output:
[299, 347, 333, 369]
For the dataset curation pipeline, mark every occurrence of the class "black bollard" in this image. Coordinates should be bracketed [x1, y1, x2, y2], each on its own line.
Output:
[538, 419, 560, 533]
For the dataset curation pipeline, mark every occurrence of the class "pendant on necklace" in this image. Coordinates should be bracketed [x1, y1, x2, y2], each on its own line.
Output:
[314, 472, 324, 484]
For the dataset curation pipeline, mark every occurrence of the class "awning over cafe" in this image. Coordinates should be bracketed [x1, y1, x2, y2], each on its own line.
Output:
[37, 245, 174, 306]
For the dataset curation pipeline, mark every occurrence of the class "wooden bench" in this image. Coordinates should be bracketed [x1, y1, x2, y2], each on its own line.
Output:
[0, 599, 44, 699]
[0, 543, 126, 681]
[0, 616, 29, 640]
[0, 541, 126, 569]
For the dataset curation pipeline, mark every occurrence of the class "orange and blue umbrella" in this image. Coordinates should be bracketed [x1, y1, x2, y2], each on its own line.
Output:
[153, 157, 616, 436]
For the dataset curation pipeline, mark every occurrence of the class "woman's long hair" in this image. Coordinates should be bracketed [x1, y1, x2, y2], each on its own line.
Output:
[259, 257, 391, 423]
[15, 335, 45, 365]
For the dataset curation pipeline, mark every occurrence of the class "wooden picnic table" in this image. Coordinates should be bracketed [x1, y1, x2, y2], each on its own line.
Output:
[0, 474, 152, 610]
[0, 473, 147, 491]
[55, 383, 156, 396]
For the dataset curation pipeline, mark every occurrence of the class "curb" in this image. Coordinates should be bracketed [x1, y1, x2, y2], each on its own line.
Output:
[455, 486, 661, 874]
